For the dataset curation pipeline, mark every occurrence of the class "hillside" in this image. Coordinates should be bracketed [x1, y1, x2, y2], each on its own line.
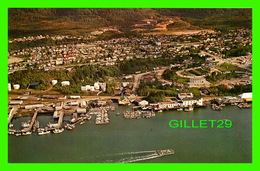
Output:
[8, 8, 251, 38]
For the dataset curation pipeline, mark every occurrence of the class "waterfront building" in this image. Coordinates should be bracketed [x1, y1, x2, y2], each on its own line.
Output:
[138, 100, 149, 106]
[239, 92, 252, 102]
[180, 98, 203, 106]
[24, 104, 44, 110]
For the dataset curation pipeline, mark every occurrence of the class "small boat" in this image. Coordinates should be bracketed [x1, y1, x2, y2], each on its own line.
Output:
[38, 131, 51, 135]
[211, 104, 223, 111]
[37, 128, 45, 132]
[158, 110, 163, 113]
[22, 131, 32, 136]
[15, 133, 22, 136]
[184, 106, 194, 112]
[65, 124, 75, 130]
[177, 108, 183, 111]
[116, 112, 120, 116]
[53, 128, 64, 134]
[8, 131, 15, 135]
[80, 121, 85, 125]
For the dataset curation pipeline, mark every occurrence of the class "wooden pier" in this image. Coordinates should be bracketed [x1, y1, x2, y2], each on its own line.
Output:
[21, 108, 39, 133]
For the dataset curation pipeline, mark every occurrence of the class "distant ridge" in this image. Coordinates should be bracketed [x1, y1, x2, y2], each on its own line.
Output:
[8, 8, 251, 38]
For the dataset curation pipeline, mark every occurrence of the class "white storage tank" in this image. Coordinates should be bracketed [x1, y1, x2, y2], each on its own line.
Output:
[61, 81, 70, 86]
[51, 80, 58, 85]
[13, 84, 20, 90]
[8, 83, 11, 91]
[94, 82, 100, 90]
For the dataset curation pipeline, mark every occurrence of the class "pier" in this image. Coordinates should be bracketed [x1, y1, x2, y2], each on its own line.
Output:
[123, 110, 155, 119]
[21, 108, 39, 133]
[95, 109, 110, 125]
[57, 111, 64, 128]
[8, 107, 16, 125]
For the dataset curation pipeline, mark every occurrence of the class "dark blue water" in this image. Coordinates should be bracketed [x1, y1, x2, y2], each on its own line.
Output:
[8, 104, 252, 163]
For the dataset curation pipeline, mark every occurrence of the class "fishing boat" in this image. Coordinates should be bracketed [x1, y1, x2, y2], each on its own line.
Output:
[211, 104, 223, 111]
[53, 128, 64, 134]
[22, 131, 32, 136]
[38, 130, 51, 135]
[184, 106, 193, 112]
[37, 128, 45, 132]
[8, 131, 15, 135]
[80, 121, 85, 125]
[15, 133, 22, 136]
[177, 108, 183, 111]
[65, 124, 75, 130]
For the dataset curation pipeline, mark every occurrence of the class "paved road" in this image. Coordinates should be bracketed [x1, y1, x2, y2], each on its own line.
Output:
[132, 68, 167, 93]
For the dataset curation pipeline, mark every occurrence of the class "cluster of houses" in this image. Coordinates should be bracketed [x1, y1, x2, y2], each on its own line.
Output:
[90, 26, 120, 35]
[8, 29, 251, 75]
[122, 93, 204, 111]
[8, 34, 92, 44]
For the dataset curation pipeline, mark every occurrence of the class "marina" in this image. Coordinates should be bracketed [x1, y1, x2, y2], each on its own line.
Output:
[8, 104, 251, 163]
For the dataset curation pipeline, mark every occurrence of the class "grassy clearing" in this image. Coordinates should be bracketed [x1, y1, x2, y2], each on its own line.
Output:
[215, 63, 247, 72]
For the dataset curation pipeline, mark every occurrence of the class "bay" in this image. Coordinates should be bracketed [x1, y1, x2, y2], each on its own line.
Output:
[8, 104, 252, 163]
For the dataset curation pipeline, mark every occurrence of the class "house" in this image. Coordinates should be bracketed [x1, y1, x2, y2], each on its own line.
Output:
[27, 82, 40, 89]
[138, 100, 149, 106]
[178, 93, 193, 100]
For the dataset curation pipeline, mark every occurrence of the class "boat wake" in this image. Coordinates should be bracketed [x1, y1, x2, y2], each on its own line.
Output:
[100, 150, 164, 163]
[107, 150, 156, 156]
[115, 153, 161, 163]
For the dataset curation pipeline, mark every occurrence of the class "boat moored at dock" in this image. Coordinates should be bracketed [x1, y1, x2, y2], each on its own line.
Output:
[38, 130, 51, 135]
[53, 128, 64, 134]
[22, 131, 32, 136]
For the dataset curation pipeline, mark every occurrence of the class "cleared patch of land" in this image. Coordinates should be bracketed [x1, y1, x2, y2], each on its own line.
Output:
[8, 56, 23, 64]
[144, 29, 215, 35]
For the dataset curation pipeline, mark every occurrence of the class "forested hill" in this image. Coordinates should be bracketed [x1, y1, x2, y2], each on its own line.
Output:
[155, 8, 252, 31]
[9, 8, 251, 38]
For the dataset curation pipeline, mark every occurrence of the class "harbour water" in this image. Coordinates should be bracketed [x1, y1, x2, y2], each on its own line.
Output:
[8, 104, 252, 163]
